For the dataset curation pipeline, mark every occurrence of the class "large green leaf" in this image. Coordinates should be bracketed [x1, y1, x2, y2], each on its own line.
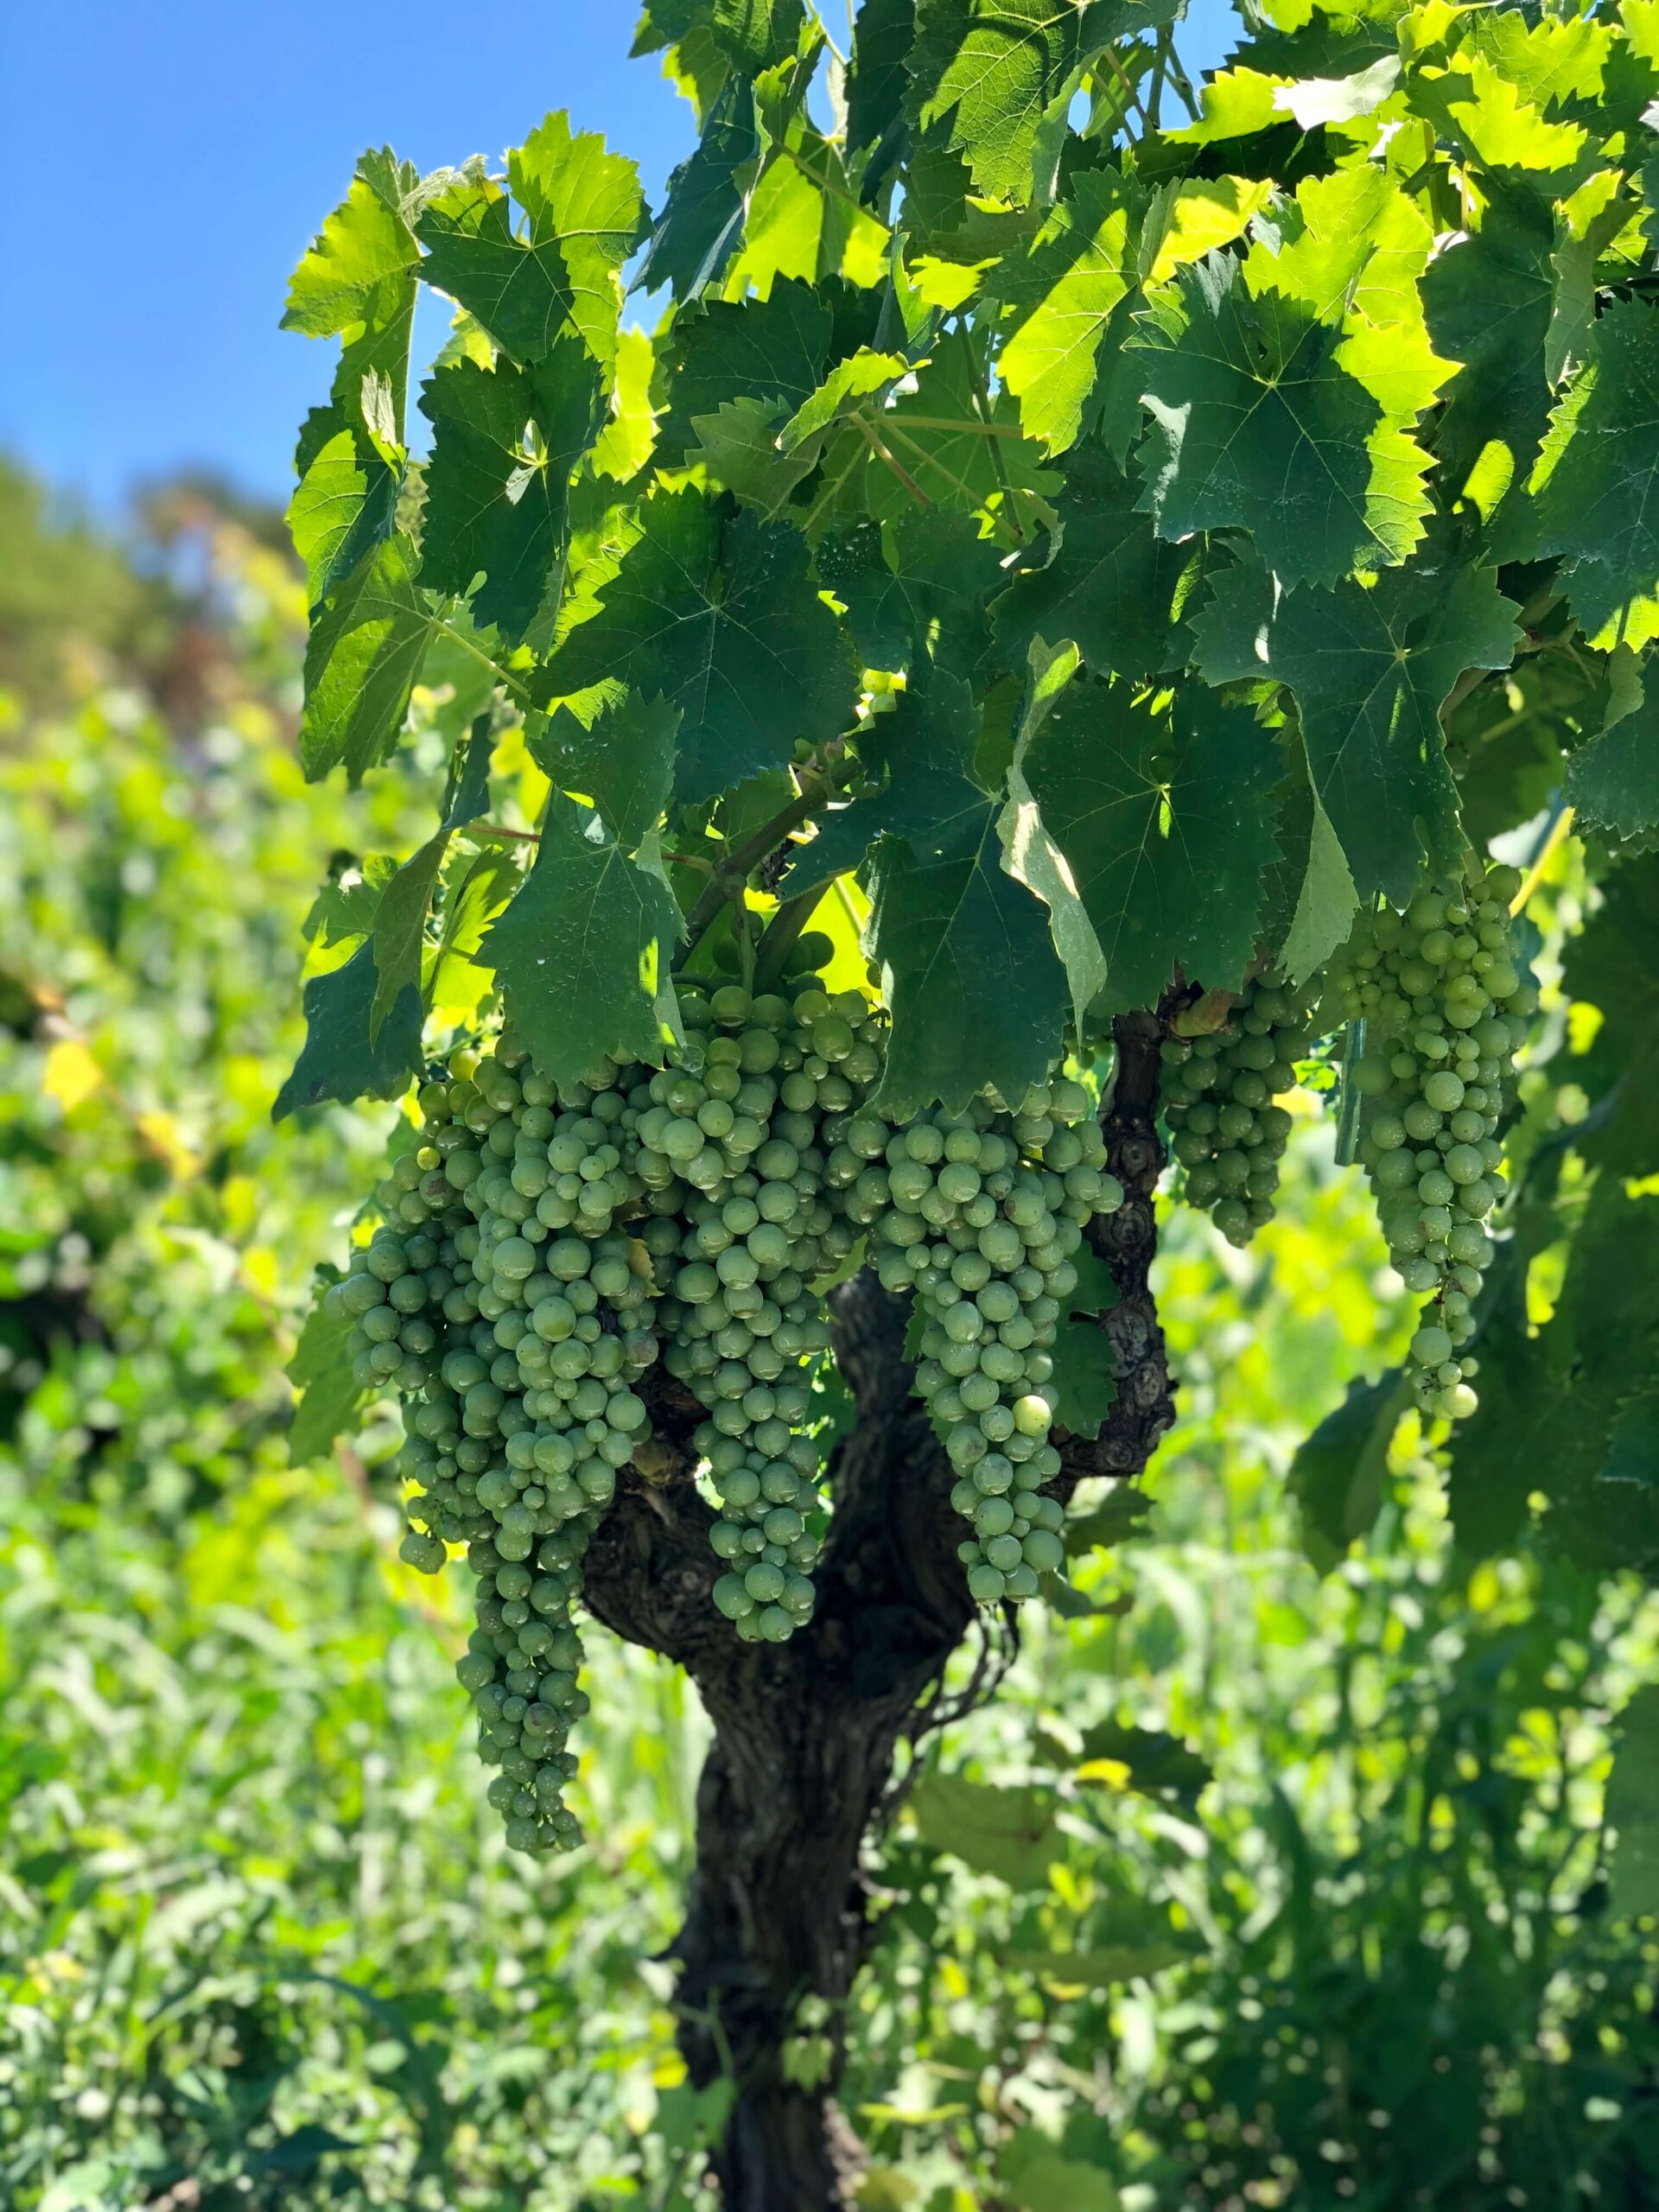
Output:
[636, 73, 760, 300]
[1191, 558, 1519, 903]
[908, 0, 1093, 207]
[542, 487, 857, 803]
[1131, 255, 1432, 588]
[658, 278, 835, 458]
[909, 1773, 1062, 1887]
[537, 691, 682, 849]
[1288, 1370, 1408, 1575]
[845, 0, 915, 162]
[283, 149, 422, 607]
[272, 941, 424, 1120]
[365, 712, 495, 1044]
[283, 148, 422, 344]
[995, 168, 1139, 453]
[1566, 654, 1659, 837]
[817, 511, 1005, 677]
[1422, 194, 1554, 524]
[1018, 675, 1281, 1012]
[1529, 297, 1659, 639]
[992, 444, 1195, 679]
[1561, 851, 1659, 1177]
[779, 674, 988, 899]
[416, 181, 576, 366]
[299, 535, 435, 785]
[870, 803, 1070, 1115]
[416, 337, 605, 642]
[481, 791, 682, 1089]
[506, 111, 644, 366]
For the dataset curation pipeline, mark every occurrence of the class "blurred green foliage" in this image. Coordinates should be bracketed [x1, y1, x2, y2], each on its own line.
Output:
[3, 466, 1656, 2211]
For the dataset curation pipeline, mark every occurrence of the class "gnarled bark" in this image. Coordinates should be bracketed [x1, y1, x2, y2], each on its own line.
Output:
[582, 1012, 1176, 2209]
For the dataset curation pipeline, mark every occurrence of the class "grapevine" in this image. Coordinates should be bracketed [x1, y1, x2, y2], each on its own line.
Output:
[1328, 861, 1535, 1423]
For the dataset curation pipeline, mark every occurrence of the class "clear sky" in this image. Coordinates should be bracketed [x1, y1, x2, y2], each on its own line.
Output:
[0, 2, 1238, 517]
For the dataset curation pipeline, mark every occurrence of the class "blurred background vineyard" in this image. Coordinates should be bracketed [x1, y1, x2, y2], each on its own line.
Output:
[3, 455, 1658, 2212]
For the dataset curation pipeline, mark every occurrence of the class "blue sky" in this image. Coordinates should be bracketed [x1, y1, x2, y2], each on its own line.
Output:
[0, 2, 1238, 516]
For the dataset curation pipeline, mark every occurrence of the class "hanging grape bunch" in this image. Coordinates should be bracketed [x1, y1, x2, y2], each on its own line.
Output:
[324, 1037, 658, 1855]
[645, 946, 881, 1643]
[1328, 861, 1535, 1421]
[1158, 973, 1318, 1245]
[836, 1078, 1124, 1605]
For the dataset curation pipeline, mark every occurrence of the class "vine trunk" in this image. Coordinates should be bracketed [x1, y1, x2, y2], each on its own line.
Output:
[583, 1012, 1175, 2208]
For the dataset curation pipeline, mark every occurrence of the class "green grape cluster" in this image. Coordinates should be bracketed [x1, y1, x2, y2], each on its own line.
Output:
[314, 946, 1135, 1840]
[1159, 974, 1315, 1245]
[1330, 861, 1534, 1421]
[831, 1077, 1124, 1606]
[325, 1034, 661, 1855]
[650, 973, 881, 1642]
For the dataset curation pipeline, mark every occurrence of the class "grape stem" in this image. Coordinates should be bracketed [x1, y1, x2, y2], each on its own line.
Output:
[752, 889, 820, 989]
[677, 755, 864, 958]
[1510, 804, 1575, 917]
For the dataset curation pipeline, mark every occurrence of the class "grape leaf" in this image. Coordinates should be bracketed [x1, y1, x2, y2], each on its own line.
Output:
[817, 510, 1005, 676]
[1074, 1716, 1209, 1803]
[1421, 192, 1554, 527]
[286, 1274, 366, 1463]
[1191, 557, 1520, 904]
[481, 791, 681, 1087]
[1019, 675, 1281, 1012]
[846, 0, 915, 162]
[870, 798, 1069, 1116]
[506, 111, 644, 366]
[779, 673, 988, 899]
[995, 168, 1139, 454]
[658, 278, 834, 457]
[283, 151, 423, 607]
[1141, 175, 1273, 285]
[908, 0, 1093, 207]
[1279, 796, 1358, 988]
[1529, 296, 1659, 637]
[730, 126, 892, 298]
[710, 0, 806, 70]
[272, 940, 424, 1119]
[908, 1773, 1061, 1886]
[288, 426, 399, 608]
[300, 534, 435, 784]
[782, 349, 912, 449]
[416, 181, 576, 368]
[1131, 254, 1432, 588]
[541, 486, 857, 803]
[636, 73, 760, 300]
[689, 397, 818, 515]
[1566, 654, 1659, 836]
[997, 639, 1107, 1027]
[1287, 1369, 1408, 1574]
[813, 333, 1058, 524]
[1561, 851, 1659, 1177]
[1046, 1238, 1118, 1440]
[283, 147, 422, 358]
[992, 443, 1195, 679]
[536, 690, 681, 849]
[416, 337, 605, 642]
[365, 713, 493, 1041]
